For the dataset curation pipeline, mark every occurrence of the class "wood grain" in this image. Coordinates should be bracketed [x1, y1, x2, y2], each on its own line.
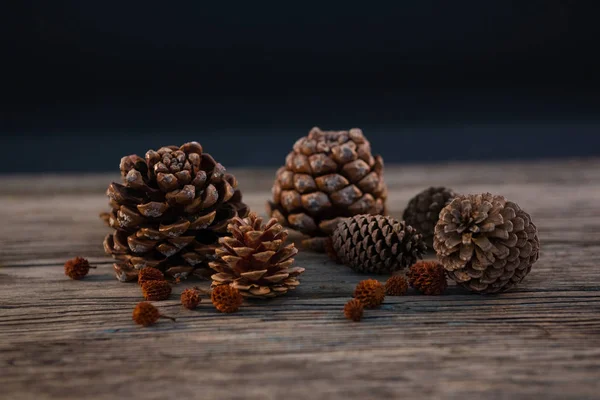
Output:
[1, 160, 600, 400]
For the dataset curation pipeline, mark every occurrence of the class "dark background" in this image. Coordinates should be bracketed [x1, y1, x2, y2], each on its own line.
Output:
[2, 1, 600, 173]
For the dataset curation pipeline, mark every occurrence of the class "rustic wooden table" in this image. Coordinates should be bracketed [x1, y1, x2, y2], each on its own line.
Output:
[1, 160, 600, 400]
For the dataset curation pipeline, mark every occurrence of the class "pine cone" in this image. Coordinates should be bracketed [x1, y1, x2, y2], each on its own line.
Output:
[209, 212, 305, 298]
[103, 142, 249, 282]
[331, 214, 426, 274]
[267, 127, 387, 251]
[402, 187, 456, 248]
[434, 193, 540, 293]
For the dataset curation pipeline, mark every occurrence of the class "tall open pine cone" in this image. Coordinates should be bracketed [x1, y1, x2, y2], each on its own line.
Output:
[209, 212, 305, 298]
[331, 214, 426, 274]
[267, 127, 387, 251]
[434, 193, 540, 293]
[103, 142, 249, 282]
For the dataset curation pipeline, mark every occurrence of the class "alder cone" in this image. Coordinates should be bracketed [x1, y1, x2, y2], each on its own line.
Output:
[211, 285, 244, 313]
[103, 142, 249, 282]
[181, 287, 201, 309]
[403, 187, 455, 248]
[141, 280, 172, 301]
[385, 275, 408, 296]
[343, 299, 364, 322]
[434, 193, 540, 294]
[209, 212, 305, 298]
[332, 214, 426, 274]
[353, 279, 385, 308]
[407, 261, 447, 295]
[267, 127, 387, 251]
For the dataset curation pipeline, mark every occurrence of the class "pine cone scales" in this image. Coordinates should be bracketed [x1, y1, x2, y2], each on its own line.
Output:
[103, 142, 249, 282]
[267, 127, 387, 250]
[434, 193, 540, 293]
[403, 187, 455, 248]
[209, 213, 305, 298]
[332, 215, 427, 274]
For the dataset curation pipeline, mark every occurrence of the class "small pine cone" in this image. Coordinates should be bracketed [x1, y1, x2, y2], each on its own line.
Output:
[181, 287, 201, 310]
[132, 302, 175, 327]
[407, 261, 447, 295]
[434, 193, 540, 294]
[209, 212, 305, 298]
[141, 280, 172, 301]
[211, 285, 243, 313]
[138, 268, 165, 286]
[332, 214, 427, 274]
[403, 187, 456, 248]
[353, 279, 385, 308]
[267, 127, 388, 251]
[385, 275, 408, 296]
[64, 257, 95, 280]
[343, 299, 364, 322]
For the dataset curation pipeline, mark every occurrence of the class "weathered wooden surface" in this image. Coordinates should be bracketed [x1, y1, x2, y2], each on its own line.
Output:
[1, 160, 600, 400]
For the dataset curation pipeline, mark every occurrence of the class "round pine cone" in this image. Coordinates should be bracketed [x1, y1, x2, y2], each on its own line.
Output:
[385, 275, 408, 296]
[209, 212, 305, 298]
[181, 287, 202, 309]
[211, 285, 243, 313]
[138, 267, 165, 286]
[103, 141, 249, 283]
[141, 280, 172, 301]
[343, 299, 364, 322]
[64, 257, 95, 280]
[407, 261, 447, 295]
[267, 127, 387, 251]
[353, 279, 385, 308]
[331, 214, 426, 274]
[403, 187, 456, 248]
[434, 193, 540, 294]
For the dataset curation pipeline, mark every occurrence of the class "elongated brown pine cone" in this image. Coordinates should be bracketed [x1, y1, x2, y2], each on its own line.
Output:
[403, 187, 456, 248]
[103, 142, 249, 282]
[434, 193, 540, 293]
[267, 127, 387, 251]
[209, 212, 305, 298]
[331, 214, 427, 274]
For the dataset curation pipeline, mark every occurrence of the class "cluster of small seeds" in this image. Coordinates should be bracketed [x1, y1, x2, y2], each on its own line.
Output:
[65, 256, 245, 328]
[342, 263, 448, 322]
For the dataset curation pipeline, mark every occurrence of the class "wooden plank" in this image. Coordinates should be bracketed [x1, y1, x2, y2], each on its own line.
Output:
[1, 160, 600, 399]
